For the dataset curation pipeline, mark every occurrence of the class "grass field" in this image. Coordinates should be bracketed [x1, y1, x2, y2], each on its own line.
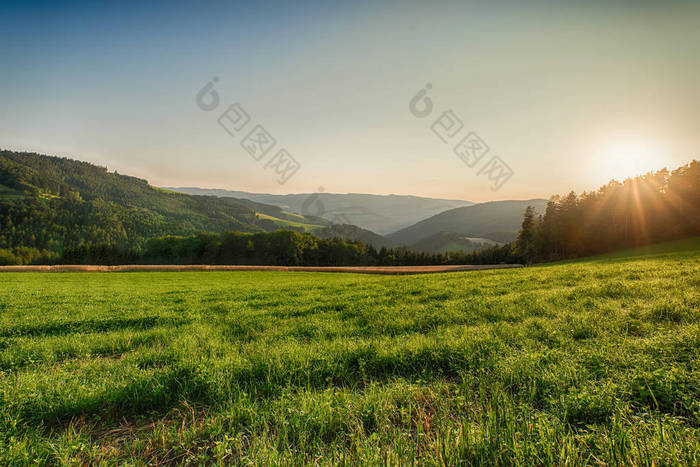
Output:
[0, 239, 698, 465]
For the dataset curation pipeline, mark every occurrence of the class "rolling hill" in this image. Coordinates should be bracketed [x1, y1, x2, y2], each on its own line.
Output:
[0, 151, 341, 254]
[166, 187, 473, 235]
[0, 151, 401, 260]
[388, 199, 548, 246]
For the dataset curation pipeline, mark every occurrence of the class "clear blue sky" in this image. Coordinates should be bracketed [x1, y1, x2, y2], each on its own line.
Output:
[1, 0, 698, 201]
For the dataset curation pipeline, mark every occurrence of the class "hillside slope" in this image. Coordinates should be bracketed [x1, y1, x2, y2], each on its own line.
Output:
[167, 187, 473, 234]
[0, 151, 275, 253]
[388, 199, 548, 246]
[0, 151, 400, 260]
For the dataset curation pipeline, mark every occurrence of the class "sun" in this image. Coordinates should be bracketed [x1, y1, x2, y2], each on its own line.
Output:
[595, 140, 668, 182]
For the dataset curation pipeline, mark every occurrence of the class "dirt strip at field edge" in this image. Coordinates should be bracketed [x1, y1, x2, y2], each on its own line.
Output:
[0, 264, 524, 275]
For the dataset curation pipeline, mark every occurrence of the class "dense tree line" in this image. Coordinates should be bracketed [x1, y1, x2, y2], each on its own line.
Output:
[57, 231, 459, 266]
[49, 228, 518, 266]
[515, 161, 700, 262]
[1, 229, 522, 266]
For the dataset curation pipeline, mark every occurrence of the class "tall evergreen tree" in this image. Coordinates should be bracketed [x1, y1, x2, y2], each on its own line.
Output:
[515, 205, 539, 263]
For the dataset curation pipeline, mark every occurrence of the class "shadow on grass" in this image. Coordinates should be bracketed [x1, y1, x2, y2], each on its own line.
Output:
[0, 316, 191, 338]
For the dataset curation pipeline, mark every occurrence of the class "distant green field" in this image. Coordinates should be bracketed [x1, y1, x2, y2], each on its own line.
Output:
[0, 239, 698, 465]
[256, 212, 325, 232]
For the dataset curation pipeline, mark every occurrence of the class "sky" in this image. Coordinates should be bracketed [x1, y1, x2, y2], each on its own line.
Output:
[1, 0, 699, 202]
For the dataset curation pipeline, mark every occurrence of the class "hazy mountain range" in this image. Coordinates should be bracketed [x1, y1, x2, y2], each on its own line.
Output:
[167, 187, 547, 251]
[165, 188, 473, 235]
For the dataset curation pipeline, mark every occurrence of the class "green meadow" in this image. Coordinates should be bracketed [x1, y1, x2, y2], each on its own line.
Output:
[0, 239, 698, 465]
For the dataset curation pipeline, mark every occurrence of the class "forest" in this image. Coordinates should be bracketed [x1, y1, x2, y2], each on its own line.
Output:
[514, 160, 700, 262]
[59, 230, 520, 266]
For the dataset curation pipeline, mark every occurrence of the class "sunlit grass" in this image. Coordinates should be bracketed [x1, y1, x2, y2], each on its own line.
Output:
[0, 238, 698, 464]
[255, 212, 325, 232]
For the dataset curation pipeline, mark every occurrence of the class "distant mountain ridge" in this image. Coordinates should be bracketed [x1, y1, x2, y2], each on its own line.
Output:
[166, 187, 473, 235]
[388, 199, 548, 246]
